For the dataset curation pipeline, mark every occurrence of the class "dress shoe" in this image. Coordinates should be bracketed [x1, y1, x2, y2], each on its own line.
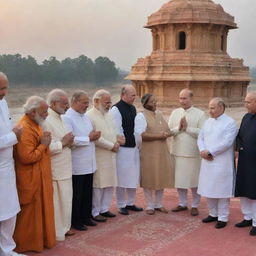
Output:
[84, 219, 97, 226]
[125, 205, 143, 211]
[155, 207, 168, 213]
[119, 207, 129, 215]
[65, 230, 75, 236]
[202, 215, 218, 223]
[190, 207, 199, 216]
[100, 211, 116, 218]
[215, 221, 227, 229]
[171, 205, 188, 212]
[92, 215, 107, 222]
[146, 209, 155, 215]
[72, 224, 87, 231]
[249, 226, 256, 236]
[235, 219, 252, 228]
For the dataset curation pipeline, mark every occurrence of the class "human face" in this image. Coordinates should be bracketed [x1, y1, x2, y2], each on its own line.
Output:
[99, 94, 112, 112]
[179, 91, 192, 110]
[34, 102, 49, 124]
[244, 94, 256, 114]
[73, 94, 89, 114]
[144, 95, 157, 112]
[208, 100, 224, 118]
[0, 77, 8, 100]
[51, 95, 69, 114]
[122, 87, 136, 105]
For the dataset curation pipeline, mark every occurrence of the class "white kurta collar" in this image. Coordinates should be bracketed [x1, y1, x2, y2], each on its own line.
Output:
[48, 108, 61, 120]
[69, 107, 84, 117]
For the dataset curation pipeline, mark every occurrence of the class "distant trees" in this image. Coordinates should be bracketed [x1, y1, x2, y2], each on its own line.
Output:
[0, 54, 121, 86]
[250, 67, 256, 80]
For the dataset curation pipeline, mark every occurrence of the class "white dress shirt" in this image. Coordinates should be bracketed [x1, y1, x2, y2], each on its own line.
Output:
[62, 108, 96, 175]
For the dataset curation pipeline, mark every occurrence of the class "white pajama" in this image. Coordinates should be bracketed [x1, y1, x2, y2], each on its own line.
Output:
[144, 189, 164, 210]
[177, 188, 201, 208]
[92, 187, 113, 217]
[240, 197, 256, 227]
[116, 187, 136, 208]
[206, 198, 230, 222]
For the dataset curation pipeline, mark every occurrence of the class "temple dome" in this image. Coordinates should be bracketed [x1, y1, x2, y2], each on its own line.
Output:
[145, 0, 237, 29]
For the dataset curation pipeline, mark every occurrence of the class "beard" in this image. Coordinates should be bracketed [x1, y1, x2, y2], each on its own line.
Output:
[34, 112, 46, 126]
[98, 104, 108, 115]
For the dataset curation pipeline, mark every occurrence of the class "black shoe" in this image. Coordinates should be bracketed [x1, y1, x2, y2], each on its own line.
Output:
[249, 226, 256, 236]
[84, 219, 97, 226]
[235, 219, 252, 228]
[119, 207, 129, 215]
[215, 221, 227, 229]
[125, 205, 143, 211]
[202, 215, 218, 223]
[100, 211, 116, 218]
[72, 224, 88, 231]
[92, 215, 107, 222]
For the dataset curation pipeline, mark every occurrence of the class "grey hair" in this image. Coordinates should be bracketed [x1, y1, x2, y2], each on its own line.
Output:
[93, 89, 111, 101]
[23, 96, 46, 114]
[247, 91, 256, 101]
[212, 97, 226, 110]
[47, 89, 67, 105]
[71, 90, 88, 104]
[180, 88, 193, 98]
[121, 85, 135, 96]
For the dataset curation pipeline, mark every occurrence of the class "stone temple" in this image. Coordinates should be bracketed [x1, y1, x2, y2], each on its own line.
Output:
[126, 0, 251, 107]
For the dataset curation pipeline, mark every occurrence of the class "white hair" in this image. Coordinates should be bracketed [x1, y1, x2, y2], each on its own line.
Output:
[71, 90, 88, 104]
[92, 89, 111, 101]
[23, 96, 46, 114]
[47, 89, 67, 105]
[0, 72, 8, 83]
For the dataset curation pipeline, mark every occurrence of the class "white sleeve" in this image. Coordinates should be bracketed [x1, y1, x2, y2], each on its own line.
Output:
[110, 106, 124, 135]
[0, 132, 17, 149]
[197, 124, 207, 152]
[134, 113, 147, 135]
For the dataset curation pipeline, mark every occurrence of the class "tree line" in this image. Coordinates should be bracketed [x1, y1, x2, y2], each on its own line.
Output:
[0, 54, 127, 87]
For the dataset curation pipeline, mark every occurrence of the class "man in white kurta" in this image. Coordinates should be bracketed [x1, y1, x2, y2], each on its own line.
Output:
[168, 89, 206, 216]
[110, 85, 142, 215]
[0, 72, 24, 256]
[197, 97, 237, 229]
[87, 90, 124, 220]
[62, 91, 101, 230]
[44, 89, 74, 241]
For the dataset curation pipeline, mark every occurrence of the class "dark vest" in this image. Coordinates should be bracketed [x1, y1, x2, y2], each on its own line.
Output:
[113, 100, 136, 148]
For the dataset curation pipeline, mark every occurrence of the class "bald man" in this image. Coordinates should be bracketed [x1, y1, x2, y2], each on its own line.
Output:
[198, 98, 237, 229]
[168, 89, 206, 216]
[0, 72, 24, 256]
[235, 91, 256, 236]
[111, 85, 143, 215]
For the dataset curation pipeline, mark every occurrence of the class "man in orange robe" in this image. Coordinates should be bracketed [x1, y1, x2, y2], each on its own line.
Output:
[13, 96, 56, 253]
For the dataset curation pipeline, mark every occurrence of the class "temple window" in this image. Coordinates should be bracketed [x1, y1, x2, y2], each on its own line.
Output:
[178, 31, 186, 50]
[221, 35, 224, 51]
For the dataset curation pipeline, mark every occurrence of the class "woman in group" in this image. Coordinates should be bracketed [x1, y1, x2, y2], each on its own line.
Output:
[135, 93, 174, 215]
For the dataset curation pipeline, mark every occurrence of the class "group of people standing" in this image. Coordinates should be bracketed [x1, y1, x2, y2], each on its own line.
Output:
[0, 70, 256, 255]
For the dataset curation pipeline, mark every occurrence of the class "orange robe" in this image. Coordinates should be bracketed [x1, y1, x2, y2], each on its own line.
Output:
[13, 115, 56, 253]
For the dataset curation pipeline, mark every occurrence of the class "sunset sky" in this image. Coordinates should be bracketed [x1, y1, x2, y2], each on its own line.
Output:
[0, 0, 255, 70]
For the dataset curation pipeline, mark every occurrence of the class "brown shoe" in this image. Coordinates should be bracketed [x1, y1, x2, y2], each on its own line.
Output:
[92, 215, 107, 222]
[171, 205, 188, 212]
[155, 207, 168, 213]
[146, 209, 155, 215]
[190, 207, 199, 216]
[65, 230, 75, 236]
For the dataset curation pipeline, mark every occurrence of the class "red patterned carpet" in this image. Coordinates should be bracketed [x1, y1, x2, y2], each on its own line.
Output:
[27, 189, 256, 256]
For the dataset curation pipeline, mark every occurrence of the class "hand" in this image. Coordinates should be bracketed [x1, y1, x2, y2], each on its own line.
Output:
[61, 132, 74, 147]
[117, 135, 125, 145]
[13, 125, 23, 139]
[200, 150, 213, 161]
[41, 131, 51, 146]
[179, 117, 187, 131]
[111, 142, 120, 152]
[89, 130, 101, 141]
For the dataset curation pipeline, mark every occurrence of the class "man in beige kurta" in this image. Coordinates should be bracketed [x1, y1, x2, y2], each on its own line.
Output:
[44, 89, 74, 241]
[168, 89, 206, 216]
[87, 90, 124, 220]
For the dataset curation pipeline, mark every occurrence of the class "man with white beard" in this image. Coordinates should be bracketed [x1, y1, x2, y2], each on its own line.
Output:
[0, 72, 25, 256]
[43, 89, 74, 241]
[87, 89, 125, 221]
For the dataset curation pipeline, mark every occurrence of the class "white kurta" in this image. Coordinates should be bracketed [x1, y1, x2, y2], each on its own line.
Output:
[87, 107, 117, 188]
[0, 99, 20, 221]
[168, 106, 206, 188]
[110, 106, 140, 188]
[62, 108, 96, 175]
[197, 114, 237, 198]
[44, 108, 72, 240]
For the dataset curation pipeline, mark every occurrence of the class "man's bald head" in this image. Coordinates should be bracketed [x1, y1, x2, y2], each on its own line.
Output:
[179, 88, 193, 110]
[121, 85, 136, 105]
[245, 91, 256, 114]
[0, 72, 9, 100]
[208, 97, 225, 118]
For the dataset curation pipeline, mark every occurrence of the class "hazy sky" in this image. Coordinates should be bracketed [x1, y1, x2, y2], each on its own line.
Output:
[0, 0, 255, 70]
